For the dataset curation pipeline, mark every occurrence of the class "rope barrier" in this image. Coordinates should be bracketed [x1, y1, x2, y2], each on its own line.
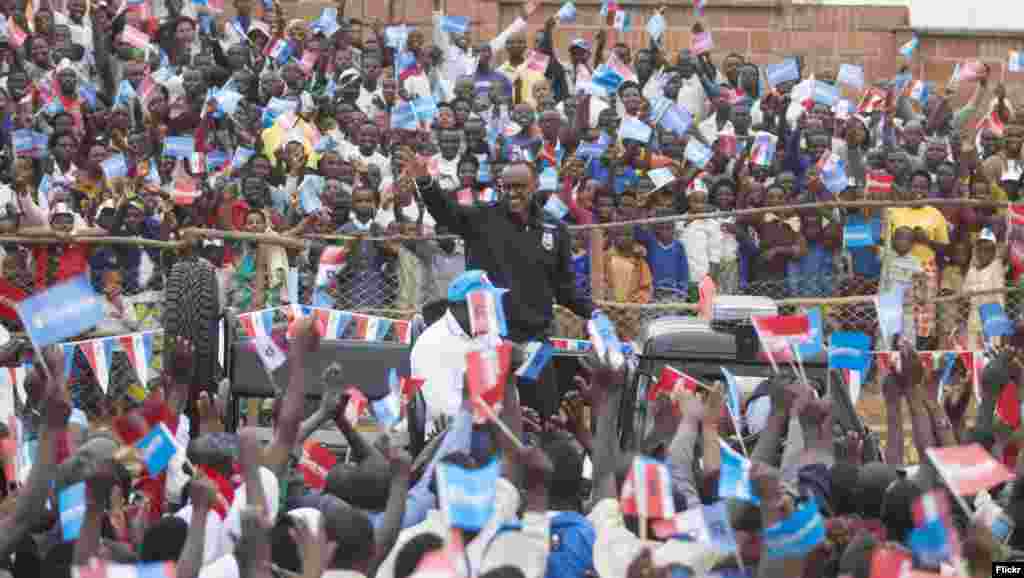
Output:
[0, 198, 1008, 245]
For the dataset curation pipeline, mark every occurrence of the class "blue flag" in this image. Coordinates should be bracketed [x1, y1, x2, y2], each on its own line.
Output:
[660, 104, 693, 136]
[618, 117, 652, 143]
[18, 275, 104, 348]
[829, 331, 871, 371]
[908, 519, 951, 568]
[101, 154, 129, 180]
[812, 81, 839, 106]
[516, 342, 554, 381]
[843, 222, 876, 249]
[299, 175, 325, 214]
[437, 458, 501, 530]
[163, 136, 195, 159]
[980, 303, 1014, 340]
[137, 423, 178, 476]
[59, 482, 87, 541]
[391, 101, 419, 130]
[876, 287, 905, 348]
[762, 500, 826, 559]
[720, 367, 743, 427]
[798, 307, 824, 358]
[591, 65, 625, 94]
[718, 439, 758, 504]
[766, 58, 799, 88]
[440, 15, 469, 34]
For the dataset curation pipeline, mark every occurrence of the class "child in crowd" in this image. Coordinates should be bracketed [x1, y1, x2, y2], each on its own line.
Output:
[637, 209, 689, 301]
[938, 241, 971, 348]
[603, 214, 652, 306]
[880, 226, 926, 347]
[677, 179, 720, 294]
[964, 228, 1006, 349]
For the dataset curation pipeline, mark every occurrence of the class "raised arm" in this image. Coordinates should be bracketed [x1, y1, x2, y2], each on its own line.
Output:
[262, 318, 319, 476]
[0, 347, 66, 558]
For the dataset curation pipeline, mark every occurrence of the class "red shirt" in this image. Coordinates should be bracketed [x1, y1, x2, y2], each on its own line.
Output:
[33, 244, 89, 291]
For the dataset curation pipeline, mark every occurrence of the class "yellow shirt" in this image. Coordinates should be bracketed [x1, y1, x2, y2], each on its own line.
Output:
[497, 61, 547, 108]
[884, 206, 950, 263]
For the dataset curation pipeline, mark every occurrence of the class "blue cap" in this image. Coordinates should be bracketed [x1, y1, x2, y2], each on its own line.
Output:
[447, 270, 499, 302]
[570, 38, 591, 52]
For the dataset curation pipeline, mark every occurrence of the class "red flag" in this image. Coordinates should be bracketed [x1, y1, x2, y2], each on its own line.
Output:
[197, 464, 235, 520]
[466, 343, 513, 418]
[866, 171, 894, 197]
[751, 314, 810, 364]
[996, 382, 1020, 429]
[926, 444, 1013, 496]
[620, 456, 675, 520]
[298, 440, 337, 490]
[344, 386, 368, 426]
[697, 276, 715, 321]
[870, 545, 912, 578]
[0, 279, 26, 321]
[648, 365, 699, 401]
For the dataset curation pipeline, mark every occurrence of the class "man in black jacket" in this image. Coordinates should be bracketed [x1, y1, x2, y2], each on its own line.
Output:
[404, 153, 595, 417]
[407, 154, 594, 343]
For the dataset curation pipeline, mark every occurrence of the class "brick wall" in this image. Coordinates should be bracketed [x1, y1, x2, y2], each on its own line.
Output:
[277, 0, 1024, 100]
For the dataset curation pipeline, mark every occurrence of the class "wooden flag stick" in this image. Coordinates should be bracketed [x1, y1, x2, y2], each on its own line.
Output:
[475, 397, 525, 451]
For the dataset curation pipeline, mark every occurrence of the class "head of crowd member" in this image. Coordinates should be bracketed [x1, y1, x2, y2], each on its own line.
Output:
[805, 130, 830, 163]
[539, 109, 561, 143]
[975, 227, 998, 270]
[970, 170, 993, 201]
[612, 42, 630, 66]
[350, 186, 377, 226]
[634, 48, 655, 82]
[568, 38, 590, 67]
[436, 128, 461, 162]
[532, 79, 551, 106]
[931, 161, 956, 198]
[675, 49, 697, 80]
[457, 155, 479, 190]
[618, 82, 643, 118]
[393, 533, 445, 578]
[260, 68, 284, 101]
[242, 175, 270, 209]
[924, 138, 948, 173]
[597, 107, 621, 137]
[887, 149, 913, 185]
[509, 103, 536, 135]
[434, 102, 456, 131]
[660, 68, 682, 101]
[356, 121, 380, 158]
[980, 127, 1002, 160]
[181, 66, 207, 103]
[450, 98, 471, 129]
[476, 42, 494, 72]
[324, 178, 352, 226]
[901, 119, 924, 154]
[173, 16, 196, 49]
[501, 162, 537, 223]
[722, 53, 744, 86]
[595, 192, 615, 223]
[464, 116, 486, 146]
[506, 33, 527, 64]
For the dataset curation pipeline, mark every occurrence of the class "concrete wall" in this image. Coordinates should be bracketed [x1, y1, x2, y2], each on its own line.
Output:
[280, 0, 1024, 100]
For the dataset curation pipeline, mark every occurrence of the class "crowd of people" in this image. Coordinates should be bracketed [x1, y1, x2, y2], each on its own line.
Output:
[0, 0, 1021, 575]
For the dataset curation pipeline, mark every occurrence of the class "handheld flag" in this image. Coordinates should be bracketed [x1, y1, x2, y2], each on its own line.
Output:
[766, 59, 800, 89]
[829, 331, 871, 371]
[587, 312, 623, 368]
[843, 222, 877, 249]
[252, 334, 287, 372]
[465, 343, 513, 416]
[316, 246, 348, 288]
[557, 2, 576, 23]
[980, 303, 1014, 340]
[646, 13, 665, 42]
[648, 365, 701, 401]
[761, 500, 826, 559]
[926, 444, 1012, 497]
[437, 458, 501, 531]
[612, 10, 632, 32]
[466, 289, 509, 338]
[750, 314, 811, 370]
[1011, 51, 1024, 74]
[439, 16, 469, 34]
[137, 422, 180, 476]
[691, 31, 713, 55]
[60, 482, 87, 541]
[515, 341, 554, 381]
[17, 275, 104, 348]
[899, 35, 919, 58]
[750, 132, 777, 167]
[620, 456, 675, 520]
[685, 138, 713, 169]
[875, 287, 905, 349]
[344, 386, 368, 425]
[653, 502, 738, 554]
[837, 64, 865, 90]
[298, 440, 337, 490]
[720, 367, 744, 433]
[718, 439, 759, 504]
